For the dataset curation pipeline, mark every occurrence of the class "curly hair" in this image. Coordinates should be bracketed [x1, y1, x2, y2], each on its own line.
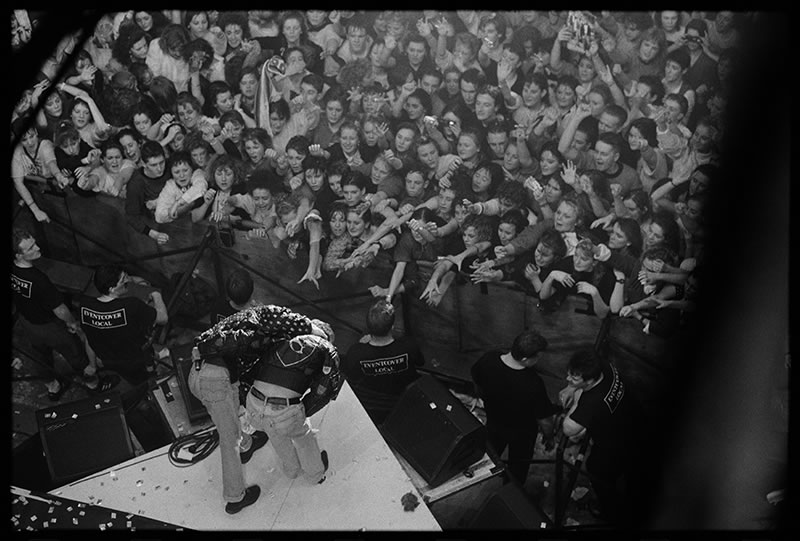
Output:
[208, 154, 248, 188]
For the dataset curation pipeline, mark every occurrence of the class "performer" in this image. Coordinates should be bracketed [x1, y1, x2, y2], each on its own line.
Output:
[190, 304, 339, 512]
[245, 332, 342, 484]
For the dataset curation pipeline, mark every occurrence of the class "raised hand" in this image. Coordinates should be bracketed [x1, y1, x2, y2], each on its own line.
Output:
[524, 262, 540, 281]
[308, 143, 325, 157]
[561, 161, 577, 185]
[550, 270, 575, 287]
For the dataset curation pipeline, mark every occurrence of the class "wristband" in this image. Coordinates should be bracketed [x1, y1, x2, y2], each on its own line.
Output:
[615, 278, 625, 284]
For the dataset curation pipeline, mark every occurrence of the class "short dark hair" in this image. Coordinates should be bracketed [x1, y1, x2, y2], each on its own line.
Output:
[226, 268, 254, 305]
[366, 299, 395, 336]
[499, 207, 528, 233]
[665, 48, 691, 71]
[638, 75, 665, 103]
[597, 132, 625, 155]
[567, 350, 604, 382]
[302, 155, 328, 174]
[301, 73, 324, 93]
[93, 265, 124, 296]
[539, 228, 568, 260]
[141, 140, 166, 162]
[510, 330, 548, 361]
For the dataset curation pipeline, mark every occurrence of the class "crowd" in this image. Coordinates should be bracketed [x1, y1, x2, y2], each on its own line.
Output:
[12, 9, 748, 525]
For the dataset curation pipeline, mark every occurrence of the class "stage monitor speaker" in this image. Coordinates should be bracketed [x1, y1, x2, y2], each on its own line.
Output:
[173, 346, 210, 423]
[36, 392, 135, 485]
[382, 373, 487, 487]
[470, 483, 551, 530]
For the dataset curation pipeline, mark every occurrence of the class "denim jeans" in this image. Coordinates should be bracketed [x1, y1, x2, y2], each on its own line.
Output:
[188, 363, 252, 502]
[246, 392, 325, 483]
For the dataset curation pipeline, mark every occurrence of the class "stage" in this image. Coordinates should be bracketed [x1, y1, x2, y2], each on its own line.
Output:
[46, 381, 442, 531]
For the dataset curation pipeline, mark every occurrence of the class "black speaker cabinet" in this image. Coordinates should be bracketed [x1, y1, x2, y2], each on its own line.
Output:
[174, 355, 211, 423]
[36, 392, 135, 485]
[382, 373, 487, 487]
[471, 483, 551, 530]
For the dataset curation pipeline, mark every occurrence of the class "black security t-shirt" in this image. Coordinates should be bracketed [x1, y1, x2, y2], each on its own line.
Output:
[11, 264, 63, 324]
[343, 337, 425, 422]
[79, 296, 156, 362]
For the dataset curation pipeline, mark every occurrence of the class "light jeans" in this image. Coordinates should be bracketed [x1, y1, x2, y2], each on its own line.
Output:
[246, 392, 325, 483]
[188, 363, 252, 502]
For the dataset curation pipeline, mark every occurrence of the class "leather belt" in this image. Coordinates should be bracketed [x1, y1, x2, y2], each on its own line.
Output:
[249, 385, 301, 406]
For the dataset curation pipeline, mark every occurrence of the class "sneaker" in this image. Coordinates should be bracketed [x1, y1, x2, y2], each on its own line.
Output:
[225, 485, 260, 514]
[317, 450, 329, 484]
[240, 431, 269, 464]
[47, 379, 71, 402]
[85, 374, 121, 395]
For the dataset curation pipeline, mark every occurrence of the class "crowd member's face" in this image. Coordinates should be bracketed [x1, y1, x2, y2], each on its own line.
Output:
[534, 242, 555, 268]
[639, 39, 660, 62]
[598, 112, 621, 134]
[553, 201, 578, 232]
[577, 57, 595, 83]
[406, 40, 426, 67]
[306, 11, 327, 27]
[238, 72, 258, 99]
[361, 92, 383, 116]
[437, 188, 455, 215]
[169, 130, 186, 151]
[522, 81, 545, 108]
[715, 11, 734, 32]
[286, 49, 306, 74]
[214, 166, 235, 191]
[587, 92, 605, 118]
[573, 248, 594, 272]
[503, 144, 520, 171]
[417, 142, 439, 170]
[608, 222, 630, 250]
[21, 128, 39, 152]
[663, 98, 684, 124]
[172, 161, 193, 186]
[540, 150, 561, 177]
[269, 111, 287, 135]
[329, 210, 347, 237]
[454, 41, 474, 65]
[326, 99, 344, 124]
[627, 126, 644, 150]
[369, 41, 385, 67]
[571, 129, 589, 152]
[544, 177, 563, 204]
[130, 37, 149, 60]
[361, 121, 379, 146]
[135, 12, 153, 32]
[328, 174, 343, 196]
[244, 139, 266, 163]
[442, 113, 461, 139]
[178, 103, 199, 129]
[689, 170, 710, 195]
[119, 135, 141, 161]
[340, 127, 359, 154]
[405, 171, 427, 198]
[16, 236, 42, 263]
[555, 83, 576, 109]
[420, 75, 441, 95]
[403, 96, 425, 121]
[471, 167, 492, 194]
[456, 134, 479, 161]
[487, 131, 508, 159]
[371, 158, 391, 184]
[347, 26, 368, 54]
[71, 102, 91, 128]
[664, 60, 683, 83]
[286, 148, 306, 173]
[394, 128, 415, 153]
[143, 154, 166, 178]
[645, 222, 665, 249]
[594, 141, 618, 172]
[342, 183, 364, 205]
[252, 188, 273, 210]
[346, 211, 367, 237]
[444, 71, 460, 96]
[279, 209, 297, 227]
[462, 225, 479, 247]
[660, 11, 680, 32]
[188, 12, 209, 38]
[623, 22, 641, 42]
[684, 28, 702, 52]
[225, 24, 244, 49]
[44, 92, 63, 117]
[215, 91, 234, 114]
[58, 137, 81, 156]
[497, 222, 517, 245]
[190, 146, 210, 168]
[460, 80, 477, 106]
[223, 121, 244, 143]
[300, 82, 320, 105]
[623, 196, 643, 221]
[454, 203, 469, 227]
[305, 169, 325, 191]
[474, 93, 497, 122]
[690, 124, 715, 153]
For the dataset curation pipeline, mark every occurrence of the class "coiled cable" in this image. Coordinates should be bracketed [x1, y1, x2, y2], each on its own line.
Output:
[167, 426, 219, 467]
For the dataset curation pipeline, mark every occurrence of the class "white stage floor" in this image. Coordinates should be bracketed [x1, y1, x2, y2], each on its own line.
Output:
[51, 381, 441, 531]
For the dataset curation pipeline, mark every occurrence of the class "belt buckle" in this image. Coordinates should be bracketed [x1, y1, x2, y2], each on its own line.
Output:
[267, 397, 289, 408]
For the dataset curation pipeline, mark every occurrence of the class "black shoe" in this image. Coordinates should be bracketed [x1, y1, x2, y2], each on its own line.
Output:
[85, 374, 121, 395]
[225, 485, 260, 514]
[317, 450, 329, 484]
[47, 379, 71, 402]
[240, 431, 269, 464]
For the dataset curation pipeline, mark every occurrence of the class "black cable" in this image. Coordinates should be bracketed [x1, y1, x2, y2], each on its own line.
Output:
[167, 427, 219, 467]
